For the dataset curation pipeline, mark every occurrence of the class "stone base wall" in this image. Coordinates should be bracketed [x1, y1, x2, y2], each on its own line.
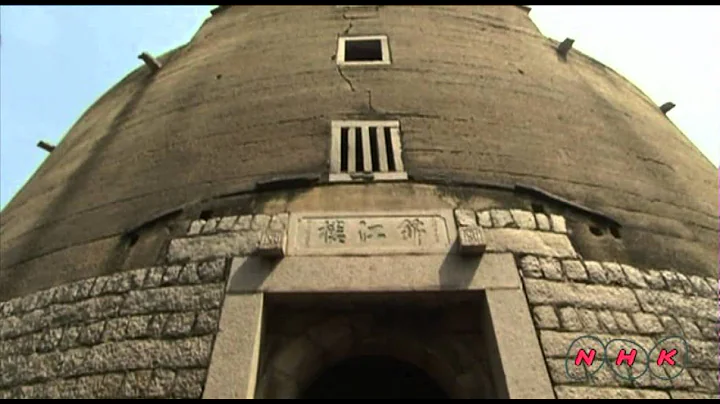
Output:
[1, 207, 717, 399]
[460, 207, 719, 399]
[0, 259, 229, 399]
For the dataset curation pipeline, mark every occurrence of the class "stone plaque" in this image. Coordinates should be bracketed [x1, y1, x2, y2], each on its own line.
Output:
[287, 211, 456, 256]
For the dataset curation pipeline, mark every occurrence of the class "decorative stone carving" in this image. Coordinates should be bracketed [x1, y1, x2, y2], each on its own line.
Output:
[287, 211, 456, 256]
[457, 226, 486, 256]
[257, 230, 286, 257]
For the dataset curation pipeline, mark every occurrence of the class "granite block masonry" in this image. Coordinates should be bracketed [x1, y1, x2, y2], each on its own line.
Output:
[0, 260, 229, 399]
[518, 256, 719, 399]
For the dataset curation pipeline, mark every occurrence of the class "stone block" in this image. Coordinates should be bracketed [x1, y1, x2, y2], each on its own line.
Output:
[197, 259, 226, 283]
[585, 261, 608, 284]
[510, 209, 536, 230]
[635, 289, 716, 321]
[538, 257, 563, 280]
[163, 312, 197, 338]
[269, 213, 290, 231]
[257, 230, 287, 257]
[524, 279, 640, 312]
[535, 213, 551, 231]
[631, 313, 664, 334]
[216, 216, 238, 232]
[457, 226, 486, 256]
[201, 218, 219, 234]
[577, 309, 601, 332]
[120, 284, 223, 316]
[596, 311, 618, 334]
[77, 321, 105, 346]
[167, 232, 260, 263]
[193, 310, 220, 335]
[689, 369, 719, 393]
[146, 369, 177, 398]
[251, 214, 271, 231]
[688, 340, 720, 369]
[620, 264, 647, 289]
[161, 265, 182, 287]
[177, 263, 201, 285]
[676, 317, 703, 339]
[602, 262, 628, 286]
[172, 369, 207, 399]
[612, 312, 637, 333]
[489, 209, 514, 228]
[670, 391, 717, 400]
[232, 215, 253, 231]
[485, 228, 577, 258]
[562, 260, 588, 281]
[643, 270, 667, 290]
[519, 255, 543, 279]
[549, 214, 566, 233]
[454, 209, 477, 227]
[187, 220, 205, 235]
[476, 211, 492, 227]
[143, 267, 166, 289]
[688, 275, 715, 298]
[558, 307, 582, 331]
[532, 306, 560, 330]
[658, 316, 682, 337]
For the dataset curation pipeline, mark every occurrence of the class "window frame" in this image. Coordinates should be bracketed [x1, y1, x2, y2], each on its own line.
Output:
[336, 35, 391, 67]
[329, 120, 407, 183]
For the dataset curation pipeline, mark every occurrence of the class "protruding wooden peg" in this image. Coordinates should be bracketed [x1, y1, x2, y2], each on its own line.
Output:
[138, 52, 162, 73]
[660, 102, 676, 114]
[557, 38, 575, 59]
[37, 141, 55, 153]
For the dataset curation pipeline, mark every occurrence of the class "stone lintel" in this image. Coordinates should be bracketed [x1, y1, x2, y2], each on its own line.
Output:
[227, 253, 521, 294]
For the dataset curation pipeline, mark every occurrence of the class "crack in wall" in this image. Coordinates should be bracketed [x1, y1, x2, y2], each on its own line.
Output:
[635, 155, 676, 172]
[367, 90, 374, 111]
[334, 23, 355, 92]
[336, 66, 355, 92]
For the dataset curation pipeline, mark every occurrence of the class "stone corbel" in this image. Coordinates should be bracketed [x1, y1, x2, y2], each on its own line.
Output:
[454, 209, 487, 256]
[257, 229, 287, 258]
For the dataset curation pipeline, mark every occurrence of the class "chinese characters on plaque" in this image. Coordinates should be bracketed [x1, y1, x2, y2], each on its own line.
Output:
[303, 215, 447, 252]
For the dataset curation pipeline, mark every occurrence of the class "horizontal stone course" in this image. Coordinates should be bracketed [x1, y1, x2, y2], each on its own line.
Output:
[0, 258, 228, 399]
[0, 368, 208, 399]
[474, 209, 566, 234]
[554, 386, 670, 399]
[524, 279, 641, 312]
[519, 252, 718, 399]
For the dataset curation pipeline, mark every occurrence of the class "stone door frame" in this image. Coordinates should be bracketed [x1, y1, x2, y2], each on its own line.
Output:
[202, 210, 554, 399]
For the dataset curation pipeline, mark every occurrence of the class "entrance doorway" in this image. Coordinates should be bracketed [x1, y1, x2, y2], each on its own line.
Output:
[300, 355, 449, 399]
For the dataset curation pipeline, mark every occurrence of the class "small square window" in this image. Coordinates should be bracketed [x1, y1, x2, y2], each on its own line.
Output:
[337, 35, 391, 66]
[329, 120, 407, 182]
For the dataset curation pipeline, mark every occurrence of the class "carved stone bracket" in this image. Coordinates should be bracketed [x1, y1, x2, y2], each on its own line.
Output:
[458, 226, 487, 256]
[257, 229, 287, 257]
[454, 209, 487, 256]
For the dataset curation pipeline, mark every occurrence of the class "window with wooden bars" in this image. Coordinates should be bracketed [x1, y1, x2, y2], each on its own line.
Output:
[329, 120, 407, 182]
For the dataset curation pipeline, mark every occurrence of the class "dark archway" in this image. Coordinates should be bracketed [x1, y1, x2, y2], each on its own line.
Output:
[300, 355, 450, 399]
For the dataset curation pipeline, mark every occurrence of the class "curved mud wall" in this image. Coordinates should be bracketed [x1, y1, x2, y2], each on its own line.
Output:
[0, 6, 716, 306]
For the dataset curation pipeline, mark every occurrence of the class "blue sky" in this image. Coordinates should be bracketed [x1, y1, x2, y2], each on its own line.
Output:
[1, 6, 718, 210]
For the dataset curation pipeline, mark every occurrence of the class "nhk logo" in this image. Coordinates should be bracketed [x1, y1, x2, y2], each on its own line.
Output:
[564, 335, 689, 381]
